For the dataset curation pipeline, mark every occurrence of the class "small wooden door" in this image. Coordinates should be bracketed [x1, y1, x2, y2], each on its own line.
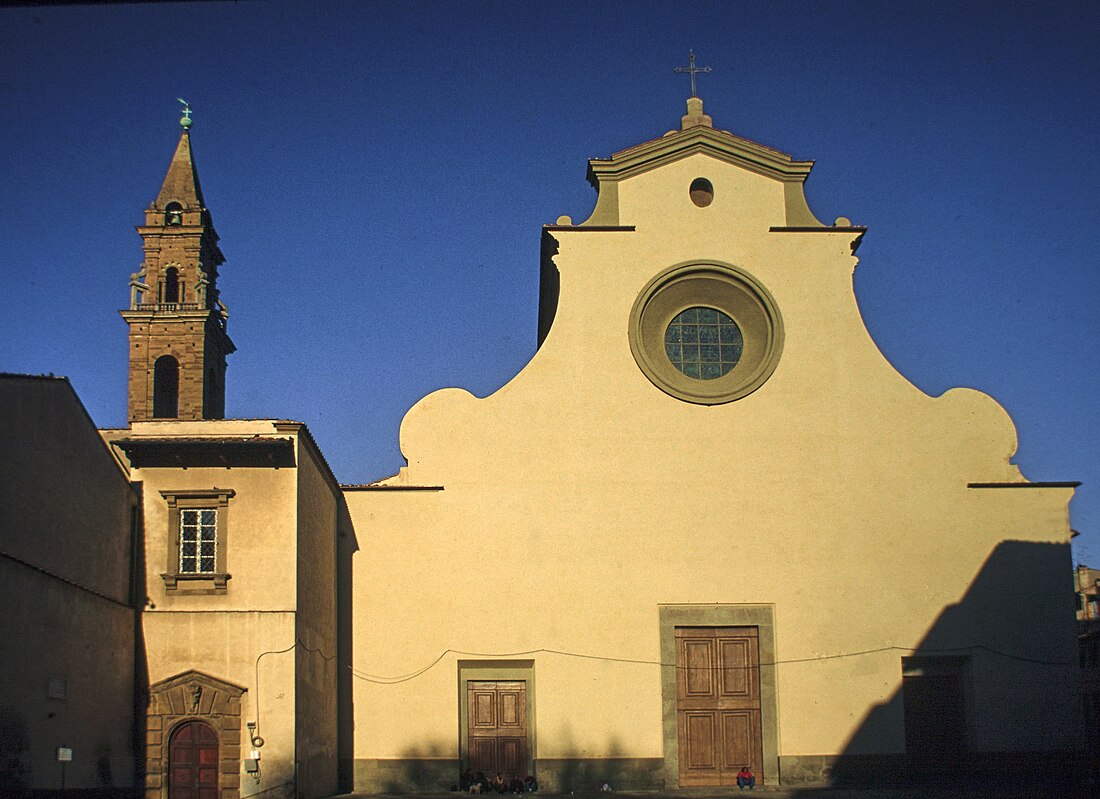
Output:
[467, 681, 527, 779]
[676, 627, 762, 786]
[169, 720, 219, 799]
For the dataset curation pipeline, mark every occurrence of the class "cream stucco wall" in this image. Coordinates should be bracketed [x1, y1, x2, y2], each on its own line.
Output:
[344, 118, 1078, 789]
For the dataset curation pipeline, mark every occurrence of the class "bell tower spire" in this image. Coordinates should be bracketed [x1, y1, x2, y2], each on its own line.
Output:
[121, 103, 235, 422]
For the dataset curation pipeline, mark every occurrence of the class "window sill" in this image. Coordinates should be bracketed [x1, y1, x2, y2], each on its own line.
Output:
[162, 572, 230, 594]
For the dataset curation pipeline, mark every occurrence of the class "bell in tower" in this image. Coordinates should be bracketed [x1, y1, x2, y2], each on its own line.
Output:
[121, 101, 235, 422]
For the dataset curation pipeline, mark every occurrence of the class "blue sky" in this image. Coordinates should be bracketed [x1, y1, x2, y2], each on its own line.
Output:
[2, 1, 1097, 562]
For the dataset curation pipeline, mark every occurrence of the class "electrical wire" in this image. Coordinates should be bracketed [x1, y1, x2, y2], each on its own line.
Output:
[349, 642, 1076, 685]
[253, 638, 336, 738]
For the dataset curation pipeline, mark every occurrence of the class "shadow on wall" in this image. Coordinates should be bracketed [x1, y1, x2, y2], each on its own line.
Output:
[0, 707, 30, 793]
[790, 540, 1083, 795]
[131, 482, 150, 796]
[371, 729, 661, 795]
[536, 725, 660, 794]
[337, 507, 359, 794]
[379, 740, 453, 794]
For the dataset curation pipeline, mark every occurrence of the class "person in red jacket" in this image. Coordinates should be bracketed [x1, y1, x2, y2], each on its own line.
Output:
[736, 765, 755, 789]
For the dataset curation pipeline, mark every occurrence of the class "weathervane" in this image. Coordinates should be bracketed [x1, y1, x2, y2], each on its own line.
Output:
[178, 98, 192, 130]
[674, 50, 712, 98]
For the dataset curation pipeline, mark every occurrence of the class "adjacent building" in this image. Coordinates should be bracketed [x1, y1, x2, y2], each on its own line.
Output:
[1075, 564, 1100, 772]
[0, 375, 140, 795]
[103, 122, 355, 799]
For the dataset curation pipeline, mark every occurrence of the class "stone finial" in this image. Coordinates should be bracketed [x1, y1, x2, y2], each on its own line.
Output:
[681, 96, 713, 130]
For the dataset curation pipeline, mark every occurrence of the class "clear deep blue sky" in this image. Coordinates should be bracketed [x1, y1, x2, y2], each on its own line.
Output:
[2, 2, 1097, 562]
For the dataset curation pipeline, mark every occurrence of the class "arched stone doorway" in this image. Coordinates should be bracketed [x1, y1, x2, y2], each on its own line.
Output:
[169, 720, 219, 799]
[146, 671, 246, 799]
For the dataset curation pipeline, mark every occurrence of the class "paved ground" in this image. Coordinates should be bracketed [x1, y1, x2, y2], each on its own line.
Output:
[327, 788, 1091, 799]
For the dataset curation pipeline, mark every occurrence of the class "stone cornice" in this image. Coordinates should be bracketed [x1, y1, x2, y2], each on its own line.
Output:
[968, 481, 1081, 489]
[588, 126, 814, 188]
[114, 436, 294, 467]
[541, 225, 636, 232]
[769, 225, 868, 254]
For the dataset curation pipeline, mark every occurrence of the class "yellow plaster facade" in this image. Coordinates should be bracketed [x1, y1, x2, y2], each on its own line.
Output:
[343, 99, 1080, 790]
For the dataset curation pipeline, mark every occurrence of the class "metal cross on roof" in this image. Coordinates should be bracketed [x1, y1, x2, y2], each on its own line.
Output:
[177, 98, 192, 129]
[674, 50, 712, 98]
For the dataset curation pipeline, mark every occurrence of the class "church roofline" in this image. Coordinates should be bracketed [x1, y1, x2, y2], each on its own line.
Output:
[342, 483, 445, 491]
[587, 121, 814, 189]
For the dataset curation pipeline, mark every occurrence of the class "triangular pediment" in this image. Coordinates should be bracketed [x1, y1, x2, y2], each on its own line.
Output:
[150, 669, 246, 697]
[588, 123, 814, 187]
[575, 98, 822, 228]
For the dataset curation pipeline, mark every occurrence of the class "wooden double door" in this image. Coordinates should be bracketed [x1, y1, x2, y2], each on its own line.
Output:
[676, 626, 763, 786]
[168, 720, 219, 799]
[467, 680, 528, 779]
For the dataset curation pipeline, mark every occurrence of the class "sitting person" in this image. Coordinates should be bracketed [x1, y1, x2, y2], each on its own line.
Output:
[472, 771, 489, 794]
[460, 768, 475, 792]
[508, 776, 525, 793]
[523, 775, 538, 792]
[491, 772, 507, 793]
[736, 765, 755, 790]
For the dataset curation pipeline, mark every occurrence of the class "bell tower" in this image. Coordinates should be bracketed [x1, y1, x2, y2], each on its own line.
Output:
[122, 103, 235, 422]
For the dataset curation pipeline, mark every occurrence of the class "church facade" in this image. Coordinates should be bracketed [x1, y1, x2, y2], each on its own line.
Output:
[342, 96, 1081, 791]
[1, 95, 1082, 798]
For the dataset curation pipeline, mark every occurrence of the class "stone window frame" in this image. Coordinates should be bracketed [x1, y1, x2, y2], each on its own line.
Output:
[161, 488, 234, 593]
[629, 261, 783, 405]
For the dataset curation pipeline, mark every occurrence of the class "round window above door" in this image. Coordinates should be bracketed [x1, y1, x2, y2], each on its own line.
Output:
[628, 261, 784, 404]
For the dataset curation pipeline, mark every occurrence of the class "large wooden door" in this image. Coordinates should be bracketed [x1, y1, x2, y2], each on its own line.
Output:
[467, 681, 527, 779]
[169, 720, 219, 799]
[676, 627, 763, 786]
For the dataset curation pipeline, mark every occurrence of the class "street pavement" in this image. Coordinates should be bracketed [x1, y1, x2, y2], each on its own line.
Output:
[325, 787, 1091, 799]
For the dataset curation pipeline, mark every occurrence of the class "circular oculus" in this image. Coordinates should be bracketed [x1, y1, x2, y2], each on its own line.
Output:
[628, 261, 783, 404]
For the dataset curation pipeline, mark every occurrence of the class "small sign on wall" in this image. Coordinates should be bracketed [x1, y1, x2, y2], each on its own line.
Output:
[57, 747, 72, 762]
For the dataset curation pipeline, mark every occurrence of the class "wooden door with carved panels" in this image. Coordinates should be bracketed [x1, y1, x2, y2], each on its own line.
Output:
[467, 681, 527, 780]
[676, 626, 763, 786]
[168, 720, 219, 799]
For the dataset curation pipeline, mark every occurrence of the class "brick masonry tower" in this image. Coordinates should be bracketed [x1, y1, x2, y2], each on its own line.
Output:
[121, 104, 235, 422]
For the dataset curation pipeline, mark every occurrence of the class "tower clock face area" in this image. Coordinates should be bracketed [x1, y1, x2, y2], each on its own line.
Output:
[628, 262, 783, 405]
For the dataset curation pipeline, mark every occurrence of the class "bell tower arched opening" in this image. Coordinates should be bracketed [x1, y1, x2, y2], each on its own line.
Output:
[153, 355, 180, 419]
[163, 266, 181, 304]
[165, 201, 184, 226]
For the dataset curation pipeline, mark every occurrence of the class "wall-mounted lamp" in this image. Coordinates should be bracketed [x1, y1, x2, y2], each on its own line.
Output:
[246, 720, 265, 748]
